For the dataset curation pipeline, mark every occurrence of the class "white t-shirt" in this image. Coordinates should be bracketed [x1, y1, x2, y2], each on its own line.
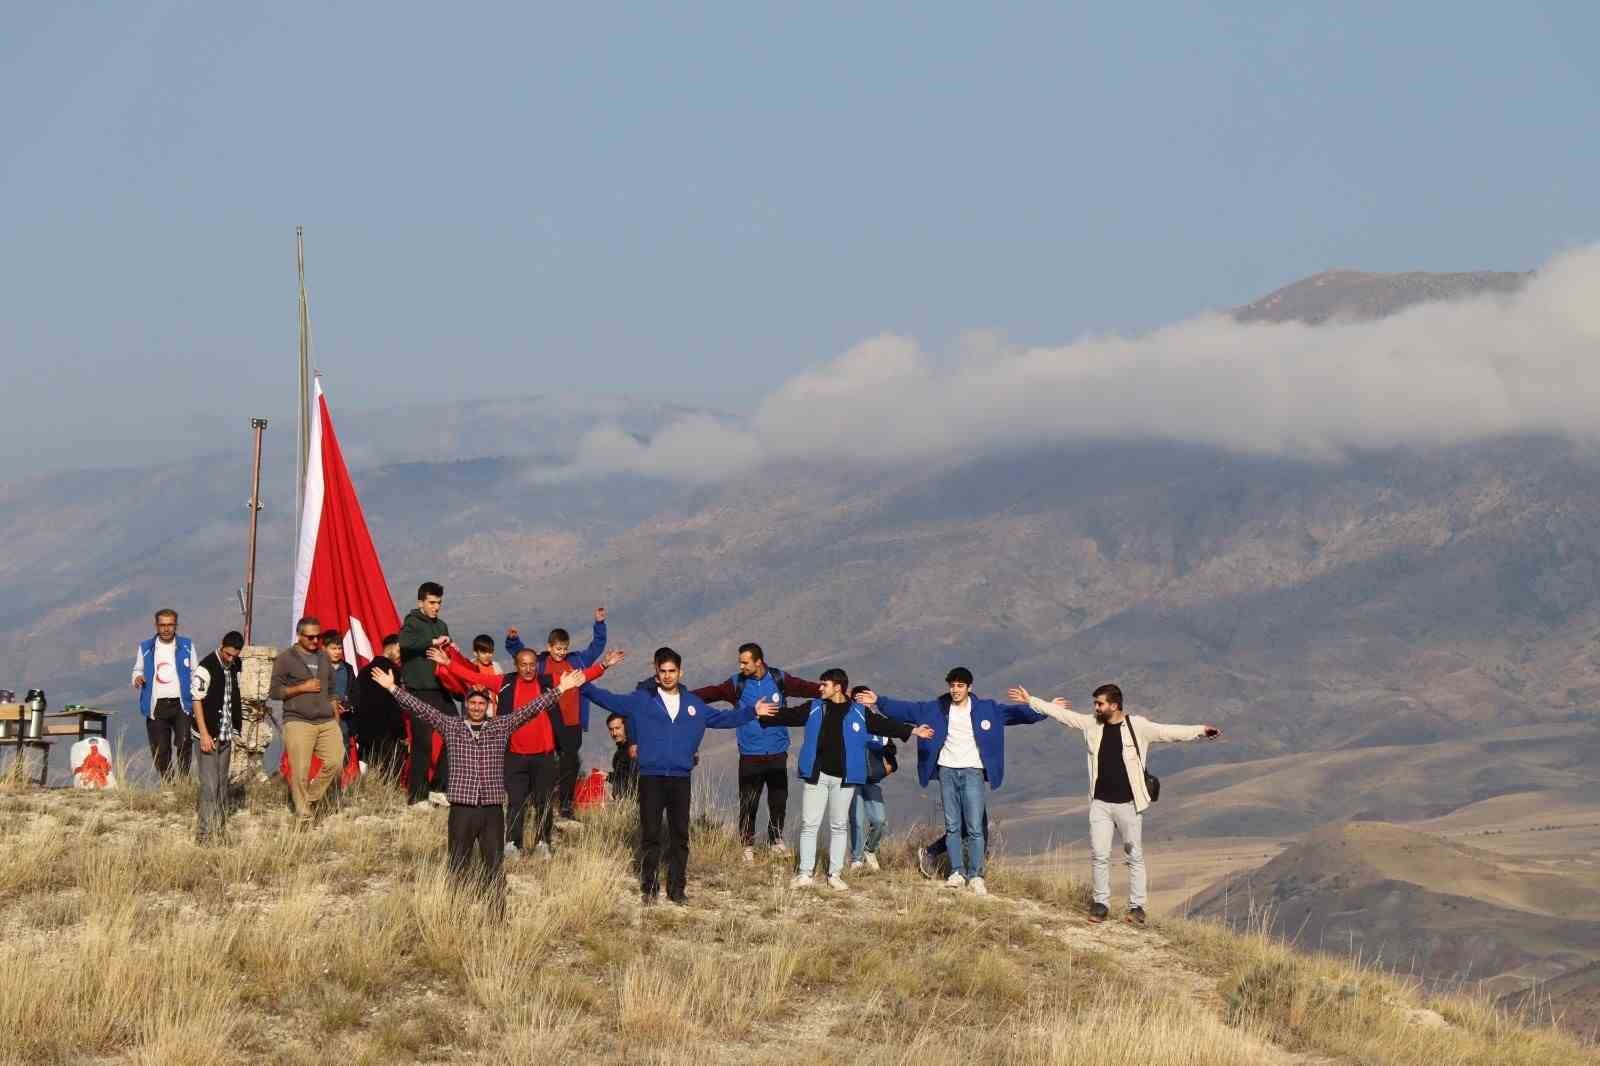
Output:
[660, 688, 681, 722]
[149, 640, 181, 701]
[937, 698, 984, 769]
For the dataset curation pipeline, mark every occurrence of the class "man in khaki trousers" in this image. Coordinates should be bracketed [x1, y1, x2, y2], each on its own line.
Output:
[269, 617, 345, 824]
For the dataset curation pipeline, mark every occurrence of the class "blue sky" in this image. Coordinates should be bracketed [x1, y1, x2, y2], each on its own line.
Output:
[3, 2, 1597, 477]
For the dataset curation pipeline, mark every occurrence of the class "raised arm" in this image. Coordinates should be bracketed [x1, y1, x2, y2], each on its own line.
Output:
[691, 678, 739, 705]
[504, 628, 525, 656]
[577, 608, 607, 665]
[382, 679, 450, 734]
[782, 674, 824, 700]
[706, 704, 757, 729]
[863, 693, 933, 726]
[1009, 686, 1095, 729]
[579, 682, 637, 719]
[999, 700, 1049, 726]
[865, 708, 918, 741]
[754, 699, 812, 728]
[1139, 718, 1221, 743]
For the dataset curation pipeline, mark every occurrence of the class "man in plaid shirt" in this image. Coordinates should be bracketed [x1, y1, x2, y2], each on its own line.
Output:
[372, 663, 589, 913]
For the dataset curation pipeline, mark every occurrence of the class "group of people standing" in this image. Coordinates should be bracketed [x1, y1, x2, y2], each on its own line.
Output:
[130, 588, 1224, 923]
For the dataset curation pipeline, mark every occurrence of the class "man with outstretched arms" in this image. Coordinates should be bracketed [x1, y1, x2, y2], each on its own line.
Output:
[753, 669, 928, 889]
[582, 647, 756, 905]
[372, 662, 588, 916]
[506, 608, 608, 822]
[1009, 682, 1220, 924]
[858, 667, 1049, 897]
[692, 642, 823, 861]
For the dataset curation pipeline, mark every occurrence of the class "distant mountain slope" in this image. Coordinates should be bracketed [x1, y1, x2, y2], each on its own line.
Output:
[1185, 820, 1600, 993]
[1233, 268, 1529, 324]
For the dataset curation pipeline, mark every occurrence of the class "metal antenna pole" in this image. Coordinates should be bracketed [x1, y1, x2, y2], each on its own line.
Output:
[244, 418, 269, 645]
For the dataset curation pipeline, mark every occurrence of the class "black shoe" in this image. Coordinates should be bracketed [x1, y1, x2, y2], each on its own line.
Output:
[667, 893, 688, 907]
[1088, 902, 1110, 923]
[1125, 906, 1146, 926]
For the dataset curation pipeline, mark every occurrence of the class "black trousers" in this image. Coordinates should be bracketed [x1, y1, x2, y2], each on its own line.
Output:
[447, 803, 506, 916]
[504, 751, 559, 847]
[737, 754, 789, 846]
[406, 689, 454, 803]
[637, 774, 692, 900]
[555, 721, 582, 818]
[146, 698, 193, 781]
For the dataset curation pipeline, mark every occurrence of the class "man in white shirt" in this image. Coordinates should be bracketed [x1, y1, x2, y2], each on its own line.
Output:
[130, 608, 199, 781]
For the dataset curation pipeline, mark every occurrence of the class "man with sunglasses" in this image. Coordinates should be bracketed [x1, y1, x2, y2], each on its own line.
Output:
[269, 616, 344, 825]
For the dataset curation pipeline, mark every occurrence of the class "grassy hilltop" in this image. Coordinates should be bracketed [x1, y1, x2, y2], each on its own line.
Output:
[0, 774, 1592, 1065]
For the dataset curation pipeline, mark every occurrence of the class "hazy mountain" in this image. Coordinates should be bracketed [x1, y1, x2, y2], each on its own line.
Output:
[1233, 268, 1529, 324]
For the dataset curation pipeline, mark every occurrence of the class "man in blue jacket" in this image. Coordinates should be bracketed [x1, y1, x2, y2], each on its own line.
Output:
[130, 608, 199, 782]
[581, 647, 755, 905]
[858, 668, 1048, 897]
[692, 643, 823, 861]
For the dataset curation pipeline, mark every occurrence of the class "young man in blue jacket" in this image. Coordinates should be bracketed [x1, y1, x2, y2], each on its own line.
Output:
[858, 667, 1048, 897]
[692, 643, 823, 861]
[581, 647, 755, 905]
[753, 670, 930, 890]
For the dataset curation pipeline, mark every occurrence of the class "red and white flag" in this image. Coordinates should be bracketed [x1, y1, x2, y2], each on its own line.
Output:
[290, 379, 400, 666]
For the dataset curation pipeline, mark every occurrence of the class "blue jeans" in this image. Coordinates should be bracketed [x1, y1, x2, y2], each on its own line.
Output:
[849, 781, 886, 861]
[939, 766, 987, 878]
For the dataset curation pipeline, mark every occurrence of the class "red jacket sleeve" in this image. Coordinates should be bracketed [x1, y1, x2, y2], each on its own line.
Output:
[784, 675, 823, 699]
[692, 679, 738, 705]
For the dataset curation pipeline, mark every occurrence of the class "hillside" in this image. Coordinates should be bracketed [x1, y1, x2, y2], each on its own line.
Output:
[1233, 269, 1528, 324]
[1, 776, 1593, 1065]
[1184, 821, 1600, 1001]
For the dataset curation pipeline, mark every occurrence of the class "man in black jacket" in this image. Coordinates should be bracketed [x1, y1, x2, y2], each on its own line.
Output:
[190, 631, 244, 843]
[607, 713, 638, 799]
[354, 634, 405, 776]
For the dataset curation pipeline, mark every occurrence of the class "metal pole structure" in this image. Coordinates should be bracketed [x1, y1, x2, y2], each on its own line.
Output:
[295, 225, 312, 547]
[243, 418, 269, 645]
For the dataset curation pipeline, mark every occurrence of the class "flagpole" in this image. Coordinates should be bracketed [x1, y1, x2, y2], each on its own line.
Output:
[243, 417, 268, 645]
[295, 225, 312, 549]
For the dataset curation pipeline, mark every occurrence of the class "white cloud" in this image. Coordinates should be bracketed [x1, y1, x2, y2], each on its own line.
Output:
[560, 244, 1600, 481]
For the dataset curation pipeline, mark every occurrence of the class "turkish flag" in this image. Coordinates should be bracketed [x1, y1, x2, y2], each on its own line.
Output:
[290, 379, 401, 667]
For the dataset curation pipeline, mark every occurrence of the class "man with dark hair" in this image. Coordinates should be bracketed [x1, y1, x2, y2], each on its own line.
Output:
[859, 667, 1049, 897]
[398, 581, 452, 807]
[353, 633, 406, 775]
[190, 631, 244, 842]
[1010, 682, 1220, 924]
[581, 647, 755, 905]
[372, 661, 587, 916]
[847, 686, 898, 872]
[270, 616, 344, 826]
[323, 628, 357, 752]
[130, 608, 198, 782]
[754, 670, 928, 889]
[507, 608, 608, 823]
[607, 714, 638, 799]
[692, 642, 824, 861]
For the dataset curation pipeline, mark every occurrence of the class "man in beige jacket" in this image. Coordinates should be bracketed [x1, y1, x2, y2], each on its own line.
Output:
[1009, 683, 1219, 924]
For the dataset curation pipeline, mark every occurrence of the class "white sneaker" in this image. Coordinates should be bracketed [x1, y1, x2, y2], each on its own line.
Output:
[969, 876, 988, 897]
[789, 873, 815, 889]
[743, 847, 756, 864]
[863, 851, 881, 871]
[555, 817, 583, 833]
[428, 791, 449, 807]
[827, 874, 849, 891]
[849, 859, 865, 871]
[504, 842, 521, 858]
[944, 872, 967, 889]
[410, 800, 432, 811]
[533, 841, 552, 859]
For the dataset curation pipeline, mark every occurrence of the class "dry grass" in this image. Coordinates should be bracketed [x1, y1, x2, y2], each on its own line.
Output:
[0, 775, 1592, 1065]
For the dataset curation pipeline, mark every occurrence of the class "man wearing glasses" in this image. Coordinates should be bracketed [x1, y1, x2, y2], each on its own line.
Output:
[269, 616, 343, 825]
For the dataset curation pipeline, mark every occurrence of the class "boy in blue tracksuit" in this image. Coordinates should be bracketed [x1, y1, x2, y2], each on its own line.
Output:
[581, 646, 754, 904]
[692, 643, 823, 859]
[858, 667, 1048, 897]
[753, 670, 929, 889]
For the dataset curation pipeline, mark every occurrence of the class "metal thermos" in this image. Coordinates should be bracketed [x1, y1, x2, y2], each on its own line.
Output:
[24, 689, 46, 739]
